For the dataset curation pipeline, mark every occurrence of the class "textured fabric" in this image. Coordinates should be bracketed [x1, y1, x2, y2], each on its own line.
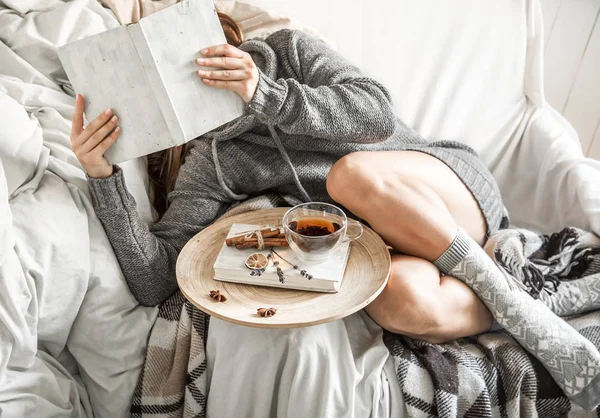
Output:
[130, 292, 208, 418]
[88, 29, 505, 307]
[485, 227, 600, 307]
[441, 229, 600, 410]
[132, 216, 600, 417]
[385, 313, 600, 418]
[433, 227, 471, 272]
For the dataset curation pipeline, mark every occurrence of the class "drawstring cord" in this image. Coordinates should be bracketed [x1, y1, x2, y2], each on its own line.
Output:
[211, 124, 312, 203]
[267, 125, 312, 203]
[212, 136, 249, 201]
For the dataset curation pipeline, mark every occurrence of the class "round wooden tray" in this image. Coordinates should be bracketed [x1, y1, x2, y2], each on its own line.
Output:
[176, 208, 391, 328]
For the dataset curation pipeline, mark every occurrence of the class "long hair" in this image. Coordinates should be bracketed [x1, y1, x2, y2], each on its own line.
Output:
[147, 12, 243, 219]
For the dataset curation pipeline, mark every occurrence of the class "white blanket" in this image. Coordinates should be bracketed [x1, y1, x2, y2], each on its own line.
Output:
[206, 312, 405, 418]
[0, 1, 157, 417]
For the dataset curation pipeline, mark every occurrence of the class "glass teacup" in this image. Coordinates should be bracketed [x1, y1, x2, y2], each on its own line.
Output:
[283, 202, 363, 263]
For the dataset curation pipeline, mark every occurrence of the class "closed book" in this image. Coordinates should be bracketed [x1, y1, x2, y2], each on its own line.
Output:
[58, 0, 244, 164]
[214, 224, 351, 292]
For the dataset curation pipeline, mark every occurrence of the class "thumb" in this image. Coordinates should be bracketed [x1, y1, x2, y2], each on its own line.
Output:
[71, 94, 85, 139]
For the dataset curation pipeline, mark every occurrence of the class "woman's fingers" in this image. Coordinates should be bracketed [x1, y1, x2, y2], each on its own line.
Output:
[91, 126, 121, 156]
[71, 94, 85, 140]
[196, 56, 245, 70]
[73, 107, 114, 146]
[196, 69, 247, 81]
[69, 95, 119, 179]
[79, 115, 119, 154]
[201, 44, 245, 58]
[199, 43, 259, 103]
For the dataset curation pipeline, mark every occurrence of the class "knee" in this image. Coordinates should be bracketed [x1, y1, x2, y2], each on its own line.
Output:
[326, 152, 383, 205]
[327, 152, 427, 205]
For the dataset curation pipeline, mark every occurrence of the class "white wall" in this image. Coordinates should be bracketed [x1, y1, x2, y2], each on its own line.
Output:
[239, 0, 366, 69]
[541, 0, 600, 160]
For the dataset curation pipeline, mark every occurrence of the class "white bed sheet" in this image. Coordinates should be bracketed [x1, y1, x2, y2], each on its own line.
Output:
[0, 1, 157, 417]
[206, 311, 405, 418]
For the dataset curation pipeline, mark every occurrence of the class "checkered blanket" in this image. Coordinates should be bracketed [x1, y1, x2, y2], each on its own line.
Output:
[131, 197, 600, 417]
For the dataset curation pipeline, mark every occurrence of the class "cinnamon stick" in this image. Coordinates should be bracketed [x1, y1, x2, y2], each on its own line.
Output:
[226, 229, 283, 246]
[224, 227, 270, 246]
[237, 237, 286, 244]
[235, 238, 289, 249]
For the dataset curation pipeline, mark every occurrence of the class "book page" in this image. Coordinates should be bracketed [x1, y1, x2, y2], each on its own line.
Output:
[138, 0, 245, 141]
[58, 26, 171, 164]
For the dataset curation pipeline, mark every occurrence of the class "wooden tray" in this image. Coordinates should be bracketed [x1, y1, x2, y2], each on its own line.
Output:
[176, 208, 391, 328]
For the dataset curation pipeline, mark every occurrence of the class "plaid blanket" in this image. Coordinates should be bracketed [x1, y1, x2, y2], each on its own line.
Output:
[386, 227, 600, 418]
[131, 197, 600, 417]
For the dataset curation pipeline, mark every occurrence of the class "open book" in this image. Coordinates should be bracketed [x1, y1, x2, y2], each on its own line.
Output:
[58, 0, 245, 164]
[214, 224, 351, 293]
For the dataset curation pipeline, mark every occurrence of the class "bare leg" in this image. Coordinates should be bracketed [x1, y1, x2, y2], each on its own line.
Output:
[327, 150, 486, 259]
[366, 255, 493, 343]
[326, 151, 492, 342]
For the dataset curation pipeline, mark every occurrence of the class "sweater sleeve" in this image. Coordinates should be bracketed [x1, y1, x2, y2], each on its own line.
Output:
[245, 29, 397, 143]
[87, 142, 232, 306]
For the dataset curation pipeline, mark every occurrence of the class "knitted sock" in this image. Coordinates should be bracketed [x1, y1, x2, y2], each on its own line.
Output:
[434, 228, 600, 410]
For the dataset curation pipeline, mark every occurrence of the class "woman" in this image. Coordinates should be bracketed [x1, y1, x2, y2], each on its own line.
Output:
[72, 7, 505, 396]
[72, 12, 504, 343]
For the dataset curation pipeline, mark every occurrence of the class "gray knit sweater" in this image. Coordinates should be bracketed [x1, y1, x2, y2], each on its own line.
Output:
[88, 29, 478, 306]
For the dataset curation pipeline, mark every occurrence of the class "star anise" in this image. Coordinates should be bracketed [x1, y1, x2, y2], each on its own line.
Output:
[257, 307, 277, 317]
[209, 290, 227, 302]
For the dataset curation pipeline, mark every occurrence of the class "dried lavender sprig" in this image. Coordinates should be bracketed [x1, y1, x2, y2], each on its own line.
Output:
[276, 267, 285, 283]
[271, 249, 314, 281]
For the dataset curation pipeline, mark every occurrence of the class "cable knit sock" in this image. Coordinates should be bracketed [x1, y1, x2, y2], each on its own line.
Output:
[434, 228, 600, 410]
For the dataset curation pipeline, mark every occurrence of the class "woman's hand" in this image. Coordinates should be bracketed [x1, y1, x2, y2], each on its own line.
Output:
[71, 94, 121, 179]
[196, 44, 259, 103]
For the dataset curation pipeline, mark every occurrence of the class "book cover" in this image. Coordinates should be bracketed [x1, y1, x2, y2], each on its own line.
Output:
[58, 0, 245, 164]
[214, 224, 351, 293]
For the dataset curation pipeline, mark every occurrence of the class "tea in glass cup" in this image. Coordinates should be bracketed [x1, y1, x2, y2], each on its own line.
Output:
[283, 202, 363, 262]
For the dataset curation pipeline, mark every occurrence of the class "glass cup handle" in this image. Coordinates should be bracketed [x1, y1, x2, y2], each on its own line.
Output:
[343, 220, 363, 243]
